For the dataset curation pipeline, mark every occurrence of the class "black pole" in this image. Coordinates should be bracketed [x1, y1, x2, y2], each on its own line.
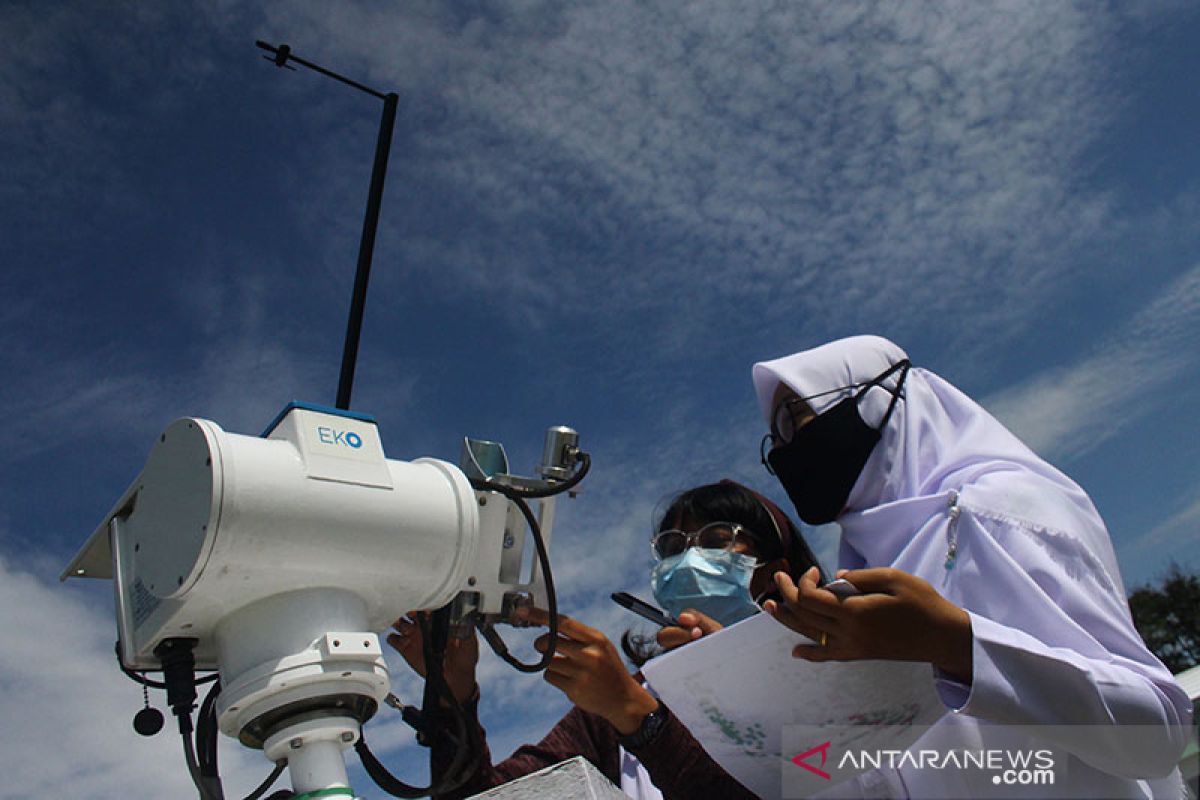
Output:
[256, 40, 398, 411]
[336, 91, 398, 410]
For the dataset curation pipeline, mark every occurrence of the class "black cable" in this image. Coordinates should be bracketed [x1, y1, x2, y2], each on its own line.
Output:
[197, 680, 222, 781]
[355, 735, 427, 799]
[473, 494, 559, 673]
[355, 706, 474, 798]
[241, 762, 286, 800]
[464, 451, 586, 672]
[155, 638, 219, 800]
[418, 609, 479, 788]
[115, 641, 219, 689]
[354, 608, 480, 798]
[181, 724, 213, 800]
[177, 698, 220, 800]
[194, 679, 282, 800]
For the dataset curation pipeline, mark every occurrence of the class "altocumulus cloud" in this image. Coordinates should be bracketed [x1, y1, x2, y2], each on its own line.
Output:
[0, 551, 272, 798]
[256, 1, 1142, 347]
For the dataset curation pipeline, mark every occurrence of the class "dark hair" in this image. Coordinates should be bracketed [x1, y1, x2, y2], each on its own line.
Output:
[621, 481, 823, 666]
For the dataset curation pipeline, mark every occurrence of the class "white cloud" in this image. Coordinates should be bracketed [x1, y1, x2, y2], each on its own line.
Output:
[6, 1, 1197, 462]
[983, 262, 1200, 462]
[0, 551, 275, 798]
[252, 1, 1135, 339]
[0, 544, 510, 798]
[4, 1, 1199, 791]
[1122, 491, 1200, 568]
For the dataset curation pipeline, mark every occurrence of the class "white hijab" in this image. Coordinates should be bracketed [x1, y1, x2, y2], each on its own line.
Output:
[751, 335, 1193, 794]
[751, 335, 1122, 587]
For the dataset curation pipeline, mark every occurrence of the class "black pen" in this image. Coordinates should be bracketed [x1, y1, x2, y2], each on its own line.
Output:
[611, 591, 680, 628]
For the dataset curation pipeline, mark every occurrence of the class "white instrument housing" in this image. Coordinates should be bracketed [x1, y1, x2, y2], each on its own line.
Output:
[66, 404, 480, 671]
[63, 401, 570, 768]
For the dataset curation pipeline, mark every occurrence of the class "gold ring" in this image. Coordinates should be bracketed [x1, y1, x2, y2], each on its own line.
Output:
[819, 632, 828, 647]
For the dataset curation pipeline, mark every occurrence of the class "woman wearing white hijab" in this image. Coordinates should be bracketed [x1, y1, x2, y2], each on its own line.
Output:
[753, 335, 1192, 798]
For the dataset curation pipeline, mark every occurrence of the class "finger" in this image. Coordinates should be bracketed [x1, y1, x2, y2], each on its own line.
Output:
[551, 614, 605, 644]
[387, 628, 419, 649]
[774, 570, 802, 604]
[776, 601, 832, 628]
[670, 614, 705, 641]
[542, 653, 584, 679]
[391, 610, 422, 628]
[392, 613, 421, 631]
[677, 610, 722, 636]
[792, 643, 836, 662]
[522, 607, 551, 627]
[765, 604, 833, 644]
[543, 668, 573, 693]
[656, 626, 695, 650]
[835, 569, 848, 579]
[796, 569, 844, 619]
[524, 608, 600, 644]
[834, 567, 908, 595]
[533, 633, 588, 655]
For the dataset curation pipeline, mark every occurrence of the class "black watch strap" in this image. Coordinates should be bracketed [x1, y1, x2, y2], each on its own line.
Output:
[617, 701, 669, 749]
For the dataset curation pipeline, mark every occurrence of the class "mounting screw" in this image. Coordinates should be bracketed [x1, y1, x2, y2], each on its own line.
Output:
[289, 737, 303, 750]
[341, 731, 355, 743]
[478, 496, 487, 507]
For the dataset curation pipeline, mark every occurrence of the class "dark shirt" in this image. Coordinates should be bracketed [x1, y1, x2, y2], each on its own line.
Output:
[430, 692, 761, 799]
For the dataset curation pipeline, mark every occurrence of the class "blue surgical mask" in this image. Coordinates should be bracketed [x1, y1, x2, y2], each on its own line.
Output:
[650, 548, 761, 627]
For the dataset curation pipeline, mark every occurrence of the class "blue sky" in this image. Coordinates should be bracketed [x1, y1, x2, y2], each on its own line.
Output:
[3, 1, 1199, 796]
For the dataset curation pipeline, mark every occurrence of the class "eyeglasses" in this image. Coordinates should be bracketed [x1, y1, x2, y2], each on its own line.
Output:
[760, 359, 912, 474]
[651, 521, 756, 560]
[771, 396, 818, 444]
[760, 394, 826, 476]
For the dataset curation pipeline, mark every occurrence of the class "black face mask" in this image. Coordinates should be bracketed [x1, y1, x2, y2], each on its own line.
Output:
[766, 361, 909, 525]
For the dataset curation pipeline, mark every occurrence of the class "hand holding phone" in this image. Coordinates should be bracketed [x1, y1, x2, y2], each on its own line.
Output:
[822, 578, 860, 598]
[611, 592, 679, 628]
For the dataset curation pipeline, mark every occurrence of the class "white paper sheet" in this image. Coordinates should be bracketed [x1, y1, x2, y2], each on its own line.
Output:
[641, 613, 944, 799]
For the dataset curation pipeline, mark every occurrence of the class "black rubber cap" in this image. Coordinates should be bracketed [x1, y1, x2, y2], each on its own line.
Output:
[133, 706, 165, 736]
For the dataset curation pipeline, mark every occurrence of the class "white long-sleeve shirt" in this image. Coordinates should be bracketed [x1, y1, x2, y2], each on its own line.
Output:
[754, 336, 1194, 798]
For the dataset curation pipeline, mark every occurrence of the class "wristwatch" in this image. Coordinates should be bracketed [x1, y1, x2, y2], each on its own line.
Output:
[617, 701, 669, 749]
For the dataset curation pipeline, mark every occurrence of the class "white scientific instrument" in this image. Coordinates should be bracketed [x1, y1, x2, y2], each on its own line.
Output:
[63, 401, 587, 799]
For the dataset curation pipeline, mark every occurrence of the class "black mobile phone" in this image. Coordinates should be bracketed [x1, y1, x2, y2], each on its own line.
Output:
[611, 592, 678, 628]
[822, 578, 861, 598]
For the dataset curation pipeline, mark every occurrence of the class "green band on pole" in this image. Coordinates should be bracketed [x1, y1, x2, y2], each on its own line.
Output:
[290, 788, 356, 800]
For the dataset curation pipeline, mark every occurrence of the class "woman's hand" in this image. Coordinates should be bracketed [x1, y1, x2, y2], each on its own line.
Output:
[763, 566, 973, 683]
[654, 609, 724, 651]
[386, 611, 479, 704]
[525, 608, 659, 735]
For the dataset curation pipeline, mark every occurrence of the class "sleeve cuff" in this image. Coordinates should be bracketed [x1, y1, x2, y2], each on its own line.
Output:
[931, 609, 986, 713]
[933, 668, 972, 710]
